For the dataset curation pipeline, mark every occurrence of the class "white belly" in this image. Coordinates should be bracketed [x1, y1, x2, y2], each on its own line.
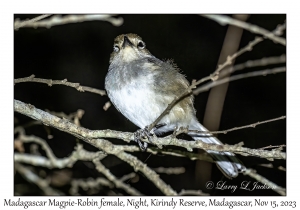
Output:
[109, 81, 171, 128]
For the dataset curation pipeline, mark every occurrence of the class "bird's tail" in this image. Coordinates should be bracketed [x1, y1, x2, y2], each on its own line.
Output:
[189, 122, 245, 179]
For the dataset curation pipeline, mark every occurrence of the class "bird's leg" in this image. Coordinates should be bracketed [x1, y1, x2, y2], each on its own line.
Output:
[134, 123, 166, 151]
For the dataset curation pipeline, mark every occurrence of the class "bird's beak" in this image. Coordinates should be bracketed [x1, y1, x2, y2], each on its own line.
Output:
[122, 36, 133, 49]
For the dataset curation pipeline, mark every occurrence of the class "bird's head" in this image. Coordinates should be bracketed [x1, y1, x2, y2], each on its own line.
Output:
[109, 33, 153, 64]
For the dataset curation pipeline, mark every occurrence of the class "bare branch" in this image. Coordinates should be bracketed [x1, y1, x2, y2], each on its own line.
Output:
[14, 100, 177, 195]
[14, 14, 51, 30]
[153, 167, 185, 175]
[243, 168, 286, 196]
[14, 14, 123, 30]
[15, 134, 142, 195]
[258, 163, 286, 171]
[93, 158, 143, 195]
[189, 116, 286, 135]
[14, 99, 286, 160]
[193, 67, 285, 95]
[119, 172, 137, 182]
[15, 163, 64, 195]
[223, 55, 286, 76]
[15, 138, 105, 169]
[109, 143, 214, 162]
[14, 75, 106, 96]
[202, 15, 286, 46]
[17, 134, 60, 165]
[204, 22, 286, 81]
[146, 147, 214, 162]
[15, 135, 213, 194]
[70, 177, 113, 195]
[258, 145, 285, 150]
[103, 101, 112, 111]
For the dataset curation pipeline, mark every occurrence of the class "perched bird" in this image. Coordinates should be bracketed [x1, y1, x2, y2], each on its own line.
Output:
[105, 33, 245, 178]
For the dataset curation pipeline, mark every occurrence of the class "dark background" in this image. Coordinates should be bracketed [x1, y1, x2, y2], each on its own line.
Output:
[14, 14, 286, 196]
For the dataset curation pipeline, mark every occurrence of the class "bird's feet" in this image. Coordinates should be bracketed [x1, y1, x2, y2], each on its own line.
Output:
[134, 123, 166, 151]
[134, 126, 151, 151]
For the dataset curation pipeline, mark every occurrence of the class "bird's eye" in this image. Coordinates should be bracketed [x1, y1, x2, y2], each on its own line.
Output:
[137, 41, 145, 49]
[113, 45, 120, 52]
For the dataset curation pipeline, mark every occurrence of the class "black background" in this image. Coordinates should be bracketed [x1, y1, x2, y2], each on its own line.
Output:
[14, 14, 286, 196]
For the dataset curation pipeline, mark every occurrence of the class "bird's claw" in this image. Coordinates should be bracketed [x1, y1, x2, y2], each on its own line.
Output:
[134, 123, 166, 151]
[134, 126, 151, 151]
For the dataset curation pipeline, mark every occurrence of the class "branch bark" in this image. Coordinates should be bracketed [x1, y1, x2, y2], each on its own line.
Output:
[202, 15, 286, 46]
[14, 99, 286, 160]
[15, 75, 106, 96]
[14, 14, 123, 30]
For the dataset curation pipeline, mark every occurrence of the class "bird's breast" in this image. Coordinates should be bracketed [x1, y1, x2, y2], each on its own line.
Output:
[106, 72, 168, 128]
[105, 60, 194, 131]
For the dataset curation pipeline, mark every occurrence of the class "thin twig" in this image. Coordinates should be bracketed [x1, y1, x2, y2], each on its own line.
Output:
[119, 172, 137, 182]
[193, 67, 285, 95]
[259, 145, 285, 150]
[146, 147, 214, 162]
[205, 22, 286, 81]
[153, 167, 185, 175]
[47, 109, 85, 126]
[14, 14, 123, 30]
[258, 163, 286, 171]
[14, 75, 106, 96]
[18, 134, 60, 165]
[202, 15, 286, 46]
[188, 116, 286, 135]
[14, 14, 52, 30]
[70, 177, 113, 195]
[15, 163, 64, 195]
[103, 101, 112, 111]
[223, 55, 286, 75]
[93, 158, 143, 195]
[243, 168, 286, 195]
[15, 138, 105, 169]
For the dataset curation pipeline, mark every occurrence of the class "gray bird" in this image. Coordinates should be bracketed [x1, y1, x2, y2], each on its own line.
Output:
[105, 33, 245, 178]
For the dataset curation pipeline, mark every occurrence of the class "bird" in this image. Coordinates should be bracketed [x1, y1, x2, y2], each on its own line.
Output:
[105, 33, 245, 178]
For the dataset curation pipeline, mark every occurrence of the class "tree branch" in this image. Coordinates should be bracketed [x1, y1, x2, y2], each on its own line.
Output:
[14, 14, 51, 30]
[92, 158, 143, 195]
[14, 74, 106, 96]
[15, 163, 64, 195]
[70, 177, 113, 195]
[153, 167, 185, 175]
[193, 67, 285, 95]
[14, 99, 178, 195]
[221, 55, 286, 77]
[14, 99, 286, 160]
[202, 15, 286, 46]
[243, 168, 286, 196]
[14, 14, 123, 30]
[14, 142, 105, 169]
[188, 116, 286, 135]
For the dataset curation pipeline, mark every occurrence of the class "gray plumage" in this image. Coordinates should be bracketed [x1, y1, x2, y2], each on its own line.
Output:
[105, 33, 245, 178]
